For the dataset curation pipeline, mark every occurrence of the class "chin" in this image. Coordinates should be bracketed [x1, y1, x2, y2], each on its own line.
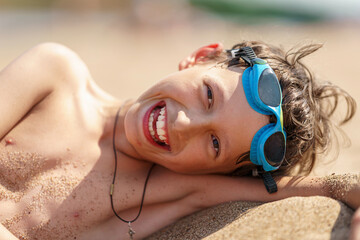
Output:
[123, 102, 143, 146]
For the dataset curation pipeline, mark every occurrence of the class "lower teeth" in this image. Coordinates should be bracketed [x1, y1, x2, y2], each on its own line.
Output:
[152, 136, 166, 146]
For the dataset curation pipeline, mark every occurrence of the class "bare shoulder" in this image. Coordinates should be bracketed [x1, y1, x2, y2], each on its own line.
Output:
[0, 42, 91, 139]
[25, 42, 91, 87]
[1, 42, 91, 91]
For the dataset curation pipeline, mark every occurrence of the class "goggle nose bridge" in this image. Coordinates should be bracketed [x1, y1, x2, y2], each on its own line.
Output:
[269, 114, 277, 124]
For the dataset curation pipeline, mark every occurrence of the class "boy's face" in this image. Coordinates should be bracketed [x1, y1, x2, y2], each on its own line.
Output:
[124, 64, 269, 174]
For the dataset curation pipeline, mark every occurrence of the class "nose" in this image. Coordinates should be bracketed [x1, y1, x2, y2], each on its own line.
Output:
[173, 110, 209, 141]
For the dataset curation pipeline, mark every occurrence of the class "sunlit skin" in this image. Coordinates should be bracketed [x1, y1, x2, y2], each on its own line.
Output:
[0, 43, 359, 240]
[123, 64, 269, 174]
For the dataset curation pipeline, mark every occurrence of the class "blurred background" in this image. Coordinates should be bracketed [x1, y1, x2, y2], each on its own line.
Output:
[0, 0, 359, 175]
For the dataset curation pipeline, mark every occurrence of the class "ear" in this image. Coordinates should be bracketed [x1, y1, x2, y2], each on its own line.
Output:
[178, 43, 224, 71]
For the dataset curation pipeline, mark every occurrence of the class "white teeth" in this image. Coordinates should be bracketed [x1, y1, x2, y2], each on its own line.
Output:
[156, 120, 164, 128]
[149, 113, 154, 132]
[157, 128, 166, 135]
[148, 106, 169, 145]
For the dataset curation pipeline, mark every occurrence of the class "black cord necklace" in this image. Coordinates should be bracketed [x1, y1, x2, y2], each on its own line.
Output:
[110, 106, 155, 239]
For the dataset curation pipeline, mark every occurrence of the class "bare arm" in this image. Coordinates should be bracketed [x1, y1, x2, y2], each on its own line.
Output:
[132, 173, 356, 239]
[82, 168, 359, 239]
[130, 172, 360, 239]
[0, 42, 86, 139]
[192, 173, 360, 210]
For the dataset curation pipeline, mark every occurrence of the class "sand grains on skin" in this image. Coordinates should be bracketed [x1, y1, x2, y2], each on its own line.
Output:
[0, 150, 83, 239]
[0, 151, 46, 192]
[324, 173, 360, 209]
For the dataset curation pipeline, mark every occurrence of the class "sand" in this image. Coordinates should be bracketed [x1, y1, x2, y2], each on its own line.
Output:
[146, 173, 360, 239]
[146, 174, 359, 239]
[0, 5, 360, 240]
[146, 196, 353, 240]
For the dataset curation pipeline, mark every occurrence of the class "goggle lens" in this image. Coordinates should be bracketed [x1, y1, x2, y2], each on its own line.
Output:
[258, 68, 281, 107]
[264, 132, 286, 167]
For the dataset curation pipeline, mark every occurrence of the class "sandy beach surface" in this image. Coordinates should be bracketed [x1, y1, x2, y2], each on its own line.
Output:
[0, 6, 359, 239]
[146, 196, 353, 240]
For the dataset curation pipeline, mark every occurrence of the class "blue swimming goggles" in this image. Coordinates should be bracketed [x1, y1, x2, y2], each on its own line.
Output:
[227, 46, 287, 193]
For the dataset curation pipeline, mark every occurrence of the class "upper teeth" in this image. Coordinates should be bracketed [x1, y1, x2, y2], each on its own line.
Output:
[149, 106, 168, 144]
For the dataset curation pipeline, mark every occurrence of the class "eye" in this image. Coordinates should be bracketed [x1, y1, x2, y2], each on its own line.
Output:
[211, 135, 220, 157]
[206, 85, 214, 108]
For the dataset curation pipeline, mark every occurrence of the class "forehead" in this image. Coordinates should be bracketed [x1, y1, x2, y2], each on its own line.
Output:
[205, 66, 269, 168]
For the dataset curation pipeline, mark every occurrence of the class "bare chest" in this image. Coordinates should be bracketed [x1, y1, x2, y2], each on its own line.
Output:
[0, 146, 111, 237]
[0, 94, 116, 238]
[0, 86, 165, 239]
[0, 148, 155, 240]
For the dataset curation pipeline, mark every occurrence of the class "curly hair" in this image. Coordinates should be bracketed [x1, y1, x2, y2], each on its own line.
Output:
[220, 41, 356, 176]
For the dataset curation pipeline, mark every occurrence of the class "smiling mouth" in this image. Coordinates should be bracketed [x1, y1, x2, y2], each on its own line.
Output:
[145, 101, 171, 150]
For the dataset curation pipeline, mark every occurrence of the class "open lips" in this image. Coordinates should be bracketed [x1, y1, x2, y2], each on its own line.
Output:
[147, 101, 170, 150]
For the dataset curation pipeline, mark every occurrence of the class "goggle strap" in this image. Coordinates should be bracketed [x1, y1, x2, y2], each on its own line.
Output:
[259, 171, 278, 194]
[228, 58, 241, 67]
[241, 46, 257, 60]
[227, 47, 257, 67]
